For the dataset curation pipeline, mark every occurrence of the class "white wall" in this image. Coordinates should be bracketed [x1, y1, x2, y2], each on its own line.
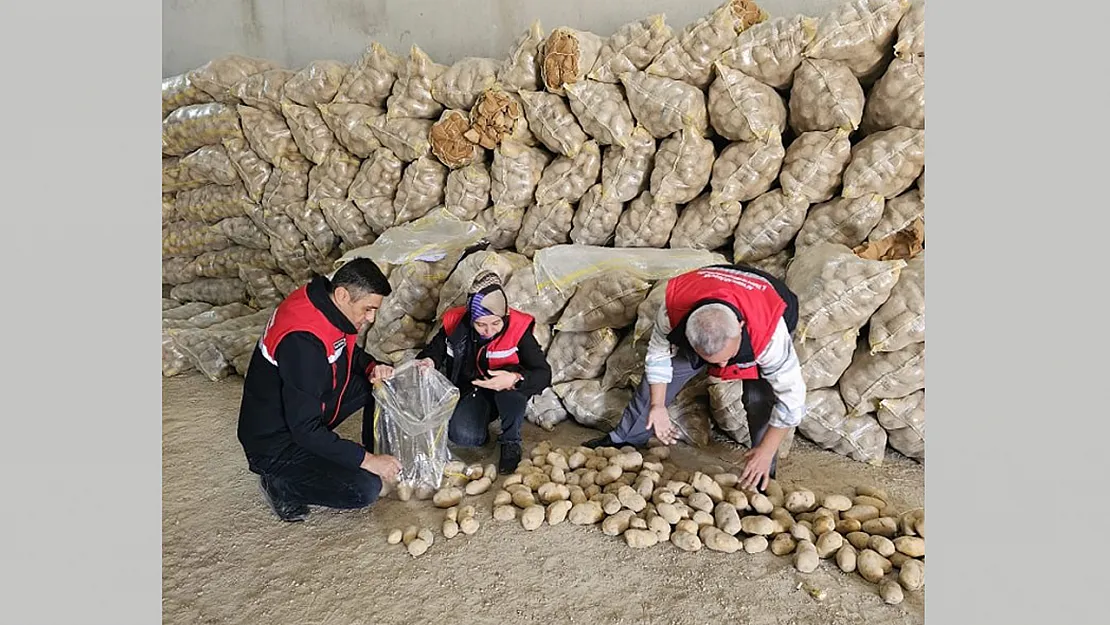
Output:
[162, 0, 845, 78]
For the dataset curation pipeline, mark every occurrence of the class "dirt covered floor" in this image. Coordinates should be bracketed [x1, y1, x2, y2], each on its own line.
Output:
[163, 373, 924, 625]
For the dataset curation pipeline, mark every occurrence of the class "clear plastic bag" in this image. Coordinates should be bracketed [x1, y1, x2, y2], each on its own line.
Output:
[651, 129, 716, 205]
[307, 149, 362, 211]
[174, 183, 255, 224]
[193, 246, 277, 279]
[162, 257, 198, 286]
[238, 104, 303, 170]
[169, 278, 250, 306]
[281, 99, 340, 166]
[162, 103, 242, 156]
[516, 200, 575, 259]
[372, 361, 460, 493]
[614, 190, 679, 249]
[535, 141, 601, 206]
[394, 156, 449, 225]
[532, 244, 726, 294]
[162, 221, 231, 258]
[798, 388, 888, 465]
[162, 72, 213, 118]
[336, 209, 485, 268]
[444, 162, 491, 221]
[222, 134, 273, 203]
[162, 156, 206, 194]
[370, 117, 433, 163]
[504, 262, 574, 324]
[490, 139, 552, 209]
[868, 188, 924, 243]
[348, 148, 403, 235]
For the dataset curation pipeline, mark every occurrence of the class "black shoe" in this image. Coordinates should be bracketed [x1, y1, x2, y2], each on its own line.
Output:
[259, 476, 310, 522]
[582, 434, 615, 450]
[498, 441, 523, 475]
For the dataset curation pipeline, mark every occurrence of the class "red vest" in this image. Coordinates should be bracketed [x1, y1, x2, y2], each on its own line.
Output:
[665, 267, 787, 381]
[442, 306, 535, 372]
[259, 286, 355, 425]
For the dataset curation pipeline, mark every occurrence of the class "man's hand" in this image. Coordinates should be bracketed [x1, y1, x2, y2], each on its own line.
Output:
[361, 453, 402, 481]
[647, 404, 678, 445]
[739, 445, 775, 492]
[471, 370, 522, 392]
[369, 365, 394, 384]
[414, 358, 435, 371]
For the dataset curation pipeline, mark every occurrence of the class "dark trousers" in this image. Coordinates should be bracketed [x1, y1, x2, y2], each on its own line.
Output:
[254, 376, 382, 510]
[608, 350, 781, 477]
[448, 387, 528, 447]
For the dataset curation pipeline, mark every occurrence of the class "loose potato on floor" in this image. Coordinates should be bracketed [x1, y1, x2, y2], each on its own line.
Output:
[771, 534, 797, 556]
[671, 531, 703, 552]
[699, 526, 742, 553]
[433, 487, 464, 508]
[625, 528, 660, 548]
[547, 500, 574, 525]
[880, 580, 904, 605]
[899, 559, 925, 591]
[857, 549, 889, 583]
[794, 540, 819, 573]
[894, 536, 926, 557]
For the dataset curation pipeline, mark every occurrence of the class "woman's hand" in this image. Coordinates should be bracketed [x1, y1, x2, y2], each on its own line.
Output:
[369, 365, 394, 383]
[471, 370, 522, 392]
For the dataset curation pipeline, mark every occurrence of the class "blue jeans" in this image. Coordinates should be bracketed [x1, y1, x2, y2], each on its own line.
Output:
[448, 388, 527, 447]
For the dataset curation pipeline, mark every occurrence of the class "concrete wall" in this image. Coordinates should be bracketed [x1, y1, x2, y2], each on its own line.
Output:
[162, 0, 845, 78]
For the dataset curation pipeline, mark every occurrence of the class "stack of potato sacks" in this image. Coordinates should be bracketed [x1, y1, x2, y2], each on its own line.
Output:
[161, 0, 925, 464]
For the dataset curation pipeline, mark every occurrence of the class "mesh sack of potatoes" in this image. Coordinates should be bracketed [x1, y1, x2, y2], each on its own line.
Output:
[548, 327, 620, 384]
[804, 0, 910, 79]
[868, 252, 924, 353]
[785, 242, 905, 340]
[600, 126, 655, 203]
[588, 15, 672, 84]
[162, 103, 241, 156]
[531, 322, 554, 352]
[432, 57, 499, 111]
[443, 162, 491, 221]
[839, 341, 925, 417]
[162, 302, 216, 322]
[193, 247, 278, 279]
[565, 81, 636, 148]
[615, 190, 679, 248]
[535, 140, 601, 205]
[708, 62, 786, 143]
[789, 59, 865, 134]
[266, 166, 338, 257]
[876, 389, 923, 461]
[620, 71, 708, 139]
[779, 129, 852, 203]
[370, 117, 433, 164]
[719, 15, 817, 90]
[602, 332, 647, 391]
[490, 139, 553, 209]
[282, 60, 348, 107]
[237, 105, 304, 170]
[162, 193, 178, 224]
[238, 266, 287, 308]
[162, 72, 213, 118]
[187, 55, 280, 103]
[710, 135, 785, 204]
[554, 379, 631, 431]
[170, 278, 250, 306]
[795, 326, 861, 389]
[222, 134, 273, 202]
[178, 145, 239, 186]
[163, 256, 199, 286]
[842, 127, 926, 199]
[708, 378, 752, 446]
[526, 387, 570, 431]
[540, 27, 604, 96]
[208, 328, 268, 381]
[232, 68, 295, 114]
[380, 259, 454, 322]
[162, 330, 194, 377]
[394, 156, 448, 225]
[319, 198, 376, 250]
[436, 251, 519, 318]
[632, 279, 668, 342]
[651, 128, 715, 205]
[429, 110, 481, 169]
[518, 91, 589, 158]
[570, 184, 623, 246]
[469, 88, 535, 150]
[272, 274, 299, 297]
[364, 308, 433, 360]
[868, 187, 924, 243]
[894, 0, 925, 59]
[245, 209, 313, 282]
[476, 205, 527, 250]
[163, 221, 231, 258]
[162, 157, 205, 193]
[386, 46, 447, 120]
[334, 42, 402, 107]
[307, 149, 361, 210]
[670, 194, 742, 251]
[516, 200, 575, 258]
[799, 388, 888, 465]
[669, 373, 713, 447]
[861, 56, 925, 134]
[349, 148, 403, 234]
[281, 99, 340, 166]
[746, 249, 792, 280]
[795, 193, 886, 250]
[647, 1, 757, 90]
[504, 263, 574, 324]
[555, 272, 652, 332]
[731, 189, 809, 262]
[498, 21, 544, 91]
[317, 103, 386, 158]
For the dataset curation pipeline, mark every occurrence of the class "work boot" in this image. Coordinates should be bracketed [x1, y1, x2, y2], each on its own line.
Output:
[582, 434, 616, 450]
[258, 476, 310, 522]
[498, 441, 523, 475]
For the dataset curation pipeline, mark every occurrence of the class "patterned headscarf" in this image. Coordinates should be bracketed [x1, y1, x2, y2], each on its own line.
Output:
[468, 271, 508, 339]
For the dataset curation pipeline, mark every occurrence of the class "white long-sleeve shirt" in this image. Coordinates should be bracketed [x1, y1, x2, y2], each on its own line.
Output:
[645, 300, 807, 429]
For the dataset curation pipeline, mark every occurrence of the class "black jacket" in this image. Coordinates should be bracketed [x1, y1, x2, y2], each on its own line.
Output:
[237, 276, 380, 472]
[417, 312, 552, 399]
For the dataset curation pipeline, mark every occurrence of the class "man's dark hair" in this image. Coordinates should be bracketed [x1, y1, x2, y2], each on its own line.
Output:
[328, 258, 392, 299]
